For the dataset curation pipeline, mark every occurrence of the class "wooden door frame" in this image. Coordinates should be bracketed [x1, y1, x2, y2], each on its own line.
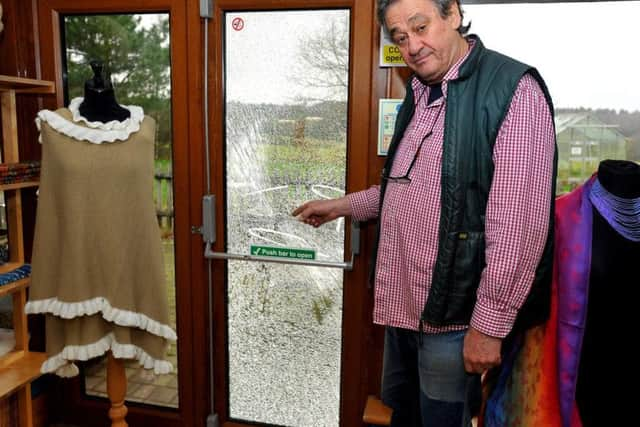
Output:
[36, 0, 208, 425]
[207, 1, 374, 425]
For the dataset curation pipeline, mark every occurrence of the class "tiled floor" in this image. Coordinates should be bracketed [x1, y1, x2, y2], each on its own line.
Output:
[47, 354, 178, 427]
[83, 351, 179, 408]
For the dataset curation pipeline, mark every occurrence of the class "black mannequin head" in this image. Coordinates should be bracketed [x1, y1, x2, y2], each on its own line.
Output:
[78, 60, 131, 123]
[597, 159, 640, 199]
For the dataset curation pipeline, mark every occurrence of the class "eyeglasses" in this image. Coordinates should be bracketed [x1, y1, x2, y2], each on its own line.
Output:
[381, 102, 444, 185]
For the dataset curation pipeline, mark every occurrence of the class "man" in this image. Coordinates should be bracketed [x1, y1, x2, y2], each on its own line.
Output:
[292, 0, 557, 425]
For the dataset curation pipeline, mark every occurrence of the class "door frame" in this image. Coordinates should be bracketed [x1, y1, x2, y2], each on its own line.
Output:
[36, 0, 207, 425]
[207, 1, 374, 425]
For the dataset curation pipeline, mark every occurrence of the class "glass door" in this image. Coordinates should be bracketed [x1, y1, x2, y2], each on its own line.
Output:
[59, 12, 178, 409]
[225, 9, 349, 426]
[209, 1, 373, 426]
[36, 0, 201, 425]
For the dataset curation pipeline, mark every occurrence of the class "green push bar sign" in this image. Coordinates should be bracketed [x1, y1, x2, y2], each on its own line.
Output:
[250, 245, 315, 260]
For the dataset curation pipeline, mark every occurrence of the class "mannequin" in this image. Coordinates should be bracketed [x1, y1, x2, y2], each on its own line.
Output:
[79, 60, 130, 123]
[576, 159, 640, 426]
[27, 61, 176, 427]
[481, 159, 640, 427]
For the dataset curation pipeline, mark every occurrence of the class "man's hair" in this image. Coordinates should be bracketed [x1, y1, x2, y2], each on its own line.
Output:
[377, 0, 471, 37]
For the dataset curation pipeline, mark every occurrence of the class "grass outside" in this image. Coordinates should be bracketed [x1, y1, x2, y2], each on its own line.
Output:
[261, 139, 346, 186]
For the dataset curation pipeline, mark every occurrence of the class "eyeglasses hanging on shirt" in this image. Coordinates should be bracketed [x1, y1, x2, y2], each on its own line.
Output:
[382, 83, 444, 185]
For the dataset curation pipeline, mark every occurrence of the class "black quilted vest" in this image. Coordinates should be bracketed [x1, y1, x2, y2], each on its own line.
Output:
[373, 35, 558, 333]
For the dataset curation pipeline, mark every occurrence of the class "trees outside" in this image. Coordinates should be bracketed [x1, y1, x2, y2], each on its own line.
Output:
[284, 17, 349, 147]
[289, 18, 349, 104]
[64, 14, 172, 160]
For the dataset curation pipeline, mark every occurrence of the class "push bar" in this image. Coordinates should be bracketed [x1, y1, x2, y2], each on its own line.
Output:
[201, 195, 360, 271]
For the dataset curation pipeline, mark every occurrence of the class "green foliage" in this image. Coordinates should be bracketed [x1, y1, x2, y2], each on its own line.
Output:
[64, 14, 172, 159]
[261, 139, 346, 187]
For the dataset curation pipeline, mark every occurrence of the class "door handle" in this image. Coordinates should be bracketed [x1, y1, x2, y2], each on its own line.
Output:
[201, 195, 360, 271]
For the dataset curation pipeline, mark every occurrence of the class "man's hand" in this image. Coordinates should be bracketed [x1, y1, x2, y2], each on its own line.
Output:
[463, 326, 502, 374]
[291, 197, 352, 228]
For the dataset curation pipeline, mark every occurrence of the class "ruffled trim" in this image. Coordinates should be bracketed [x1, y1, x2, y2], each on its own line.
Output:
[25, 296, 177, 341]
[35, 99, 144, 144]
[68, 97, 144, 131]
[41, 332, 174, 378]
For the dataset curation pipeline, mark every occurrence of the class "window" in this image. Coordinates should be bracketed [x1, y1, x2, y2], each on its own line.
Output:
[465, 1, 640, 193]
[61, 12, 178, 409]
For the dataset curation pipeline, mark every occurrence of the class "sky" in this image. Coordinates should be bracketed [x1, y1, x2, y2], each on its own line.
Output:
[463, 1, 640, 112]
[143, 2, 640, 112]
[225, 10, 349, 105]
[138, 13, 164, 30]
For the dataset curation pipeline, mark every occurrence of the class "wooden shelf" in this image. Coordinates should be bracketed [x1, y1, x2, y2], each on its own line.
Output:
[0, 75, 52, 427]
[0, 181, 39, 191]
[0, 74, 52, 427]
[0, 277, 30, 298]
[0, 352, 47, 397]
[0, 262, 27, 274]
[0, 350, 26, 369]
[0, 75, 55, 94]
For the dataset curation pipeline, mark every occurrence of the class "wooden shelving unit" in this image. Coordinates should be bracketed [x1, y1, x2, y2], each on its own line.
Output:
[0, 181, 40, 192]
[0, 76, 55, 94]
[0, 74, 54, 427]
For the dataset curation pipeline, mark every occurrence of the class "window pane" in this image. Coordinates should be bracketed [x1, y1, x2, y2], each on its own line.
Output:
[465, 1, 640, 194]
[225, 10, 350, 426]
[61, 12, 178, 409]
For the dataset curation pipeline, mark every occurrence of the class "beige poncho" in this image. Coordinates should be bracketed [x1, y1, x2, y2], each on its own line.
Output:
[25, 99, 177, 377]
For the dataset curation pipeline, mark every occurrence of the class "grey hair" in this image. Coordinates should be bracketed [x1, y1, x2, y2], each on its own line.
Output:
[377, 0, 471, 37]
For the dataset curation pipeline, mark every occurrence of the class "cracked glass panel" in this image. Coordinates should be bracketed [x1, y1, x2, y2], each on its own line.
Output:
[225, 9, 350, 427]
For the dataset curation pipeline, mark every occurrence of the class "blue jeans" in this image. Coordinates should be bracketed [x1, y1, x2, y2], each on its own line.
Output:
[380, 327, 481, 427]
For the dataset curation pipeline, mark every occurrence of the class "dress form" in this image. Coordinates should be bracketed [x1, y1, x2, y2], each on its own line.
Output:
[29, 63, 175, 427]
[576, 160, 640, 426]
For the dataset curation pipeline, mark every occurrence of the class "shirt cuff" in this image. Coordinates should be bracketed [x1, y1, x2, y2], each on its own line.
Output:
[347, 186, 379, 221]
[470, 297, 518, 338]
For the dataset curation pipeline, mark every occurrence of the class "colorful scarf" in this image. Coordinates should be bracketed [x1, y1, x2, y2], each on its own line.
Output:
[482, 177, 595, 427]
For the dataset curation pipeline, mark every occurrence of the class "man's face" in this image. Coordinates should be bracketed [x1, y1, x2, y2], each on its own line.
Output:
[385, 0, 464, 83]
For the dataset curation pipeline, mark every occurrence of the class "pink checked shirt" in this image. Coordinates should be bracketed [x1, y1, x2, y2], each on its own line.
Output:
[349, 41, 555, 338]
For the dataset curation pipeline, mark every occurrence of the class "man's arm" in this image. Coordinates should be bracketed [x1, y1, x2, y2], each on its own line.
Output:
[292, 185, 380, 227]
[464, 73, 555, 372]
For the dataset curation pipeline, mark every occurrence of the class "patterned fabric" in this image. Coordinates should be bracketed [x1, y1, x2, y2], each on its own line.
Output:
[0, 264, 31, 286]
[0, 161, 40, 184]
[481, 178, 594, 427]
[349, 39, 556, 337]
[481, 288, 562, 426]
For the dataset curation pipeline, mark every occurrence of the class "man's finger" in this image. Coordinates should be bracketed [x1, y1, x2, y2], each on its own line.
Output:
[291, 204, 307, 217]
[463, 358, 473, 373]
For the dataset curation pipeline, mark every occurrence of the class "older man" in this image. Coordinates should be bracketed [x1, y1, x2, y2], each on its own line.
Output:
[293, 1, 556, 425]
